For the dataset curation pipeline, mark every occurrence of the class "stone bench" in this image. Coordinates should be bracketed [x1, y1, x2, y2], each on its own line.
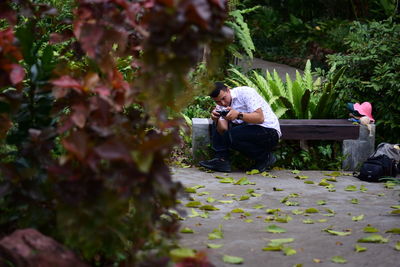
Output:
[191, 118, 375, 171]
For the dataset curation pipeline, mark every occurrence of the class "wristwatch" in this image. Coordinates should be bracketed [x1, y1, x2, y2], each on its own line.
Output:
[237, 112, 244, 120]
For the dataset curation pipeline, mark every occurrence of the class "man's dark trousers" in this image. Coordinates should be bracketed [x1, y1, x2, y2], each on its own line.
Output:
[211, 122, 279, 162]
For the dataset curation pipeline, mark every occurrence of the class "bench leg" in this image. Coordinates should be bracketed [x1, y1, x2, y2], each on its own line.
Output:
[192, 118, 212, 162]
[342, 125, 375, 171]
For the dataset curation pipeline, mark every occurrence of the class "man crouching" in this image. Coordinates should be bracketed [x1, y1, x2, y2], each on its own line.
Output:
[199, 82, 281, 172]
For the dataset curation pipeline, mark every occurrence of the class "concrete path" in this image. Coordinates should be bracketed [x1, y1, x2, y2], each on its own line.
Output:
[236, 58, 303, 81]
[172, 167, 400, 266]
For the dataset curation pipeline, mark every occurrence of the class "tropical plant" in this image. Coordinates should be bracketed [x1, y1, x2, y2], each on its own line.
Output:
[0, 0, 229, 265]
[226, 60, 345, 119]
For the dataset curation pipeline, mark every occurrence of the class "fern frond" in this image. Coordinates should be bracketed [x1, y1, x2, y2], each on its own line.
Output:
[226, 10, 255, 59]
[227, 68, 257, 89]
[291, 80, 303, 118]
[272, 70, 286, 96]
[295, 70, 303, 87]
[238, 6, 261, 14]
[226, 44, 244, 59]
[303, 60, 313, 91]
[268, 95, 281, 108]
[225, 78, 242, 88]
[285, 73, 293, 102]
[252, 71, 273, 101]
[274, 107, 288, 119]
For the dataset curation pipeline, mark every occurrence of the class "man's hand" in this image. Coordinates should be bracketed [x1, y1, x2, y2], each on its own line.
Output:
[211, 108, 220, 122]
[225, 107, 239, 121]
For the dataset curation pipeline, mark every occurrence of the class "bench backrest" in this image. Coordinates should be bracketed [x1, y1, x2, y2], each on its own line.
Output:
[279, 119, 359, 140]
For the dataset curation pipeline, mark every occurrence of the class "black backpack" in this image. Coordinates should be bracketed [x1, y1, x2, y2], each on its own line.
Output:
[357, 154, 398, 182]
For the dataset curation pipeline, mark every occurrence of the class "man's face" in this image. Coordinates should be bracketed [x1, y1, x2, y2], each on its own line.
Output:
[213, 89, 231, 107]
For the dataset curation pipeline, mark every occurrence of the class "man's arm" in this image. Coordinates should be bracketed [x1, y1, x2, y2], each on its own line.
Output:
[211, 108, 229, 134]
[225, 108, 264, 124]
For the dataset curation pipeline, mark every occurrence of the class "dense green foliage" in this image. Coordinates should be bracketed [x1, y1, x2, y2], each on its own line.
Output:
[0, 0, 229, 265]
[327, 18, 400, 143]
[233, 0, 398, 68]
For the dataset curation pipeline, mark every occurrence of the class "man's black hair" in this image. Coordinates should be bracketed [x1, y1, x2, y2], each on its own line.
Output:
[209, 82, 228, 98]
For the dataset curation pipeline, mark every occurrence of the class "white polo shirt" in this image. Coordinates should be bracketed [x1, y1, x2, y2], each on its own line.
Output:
[217, 86, 281, 137]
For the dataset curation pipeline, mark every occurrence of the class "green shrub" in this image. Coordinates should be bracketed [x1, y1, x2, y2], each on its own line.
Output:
[275, 141, 345, 170]
[182, 96, 215, 119]
[327, 18, 400, 143]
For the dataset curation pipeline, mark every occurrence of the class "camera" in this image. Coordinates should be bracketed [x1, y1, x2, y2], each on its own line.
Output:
[217, 109, 229, 117]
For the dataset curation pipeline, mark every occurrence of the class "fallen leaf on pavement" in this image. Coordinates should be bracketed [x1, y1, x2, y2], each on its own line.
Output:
[180, 227, 195, 234]
[207, 243, 223, 249]
[331, 256, 347, 264]
[355, 244, 367, 252]
[222, 255, 244, 264]
[352, 214, 364, 222]
[357, 234, 388, 243]
[385, 228, 400, 234]
[265, 224, 287, 233]
[363, 226, 379, 233]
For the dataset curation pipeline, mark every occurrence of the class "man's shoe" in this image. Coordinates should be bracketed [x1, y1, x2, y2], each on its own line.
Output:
[253, 153, 276, 172]
[199, 158, 231, 172]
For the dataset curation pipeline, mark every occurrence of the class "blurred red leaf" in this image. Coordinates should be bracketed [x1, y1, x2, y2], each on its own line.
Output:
[71, 103, 89, 128]
[57, 117, 75, 134]
[75, 23, 104, 58]
[0, 2, 17, 25]
[94, 86, 111, 97]
[186, 0, 211, 29]
[0, 114, 12, 139]
[156, 0, 173, 7]
[49, 30, 73, 44]
[0, 28, 25, 88]
[143, 0, 155, 8]
[52, 76, 83, 92]
[62, 130, 89, 161]
[83, 72, 99, 90]
[94, 140, 132, 162]
[9, 64, 25, 85]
